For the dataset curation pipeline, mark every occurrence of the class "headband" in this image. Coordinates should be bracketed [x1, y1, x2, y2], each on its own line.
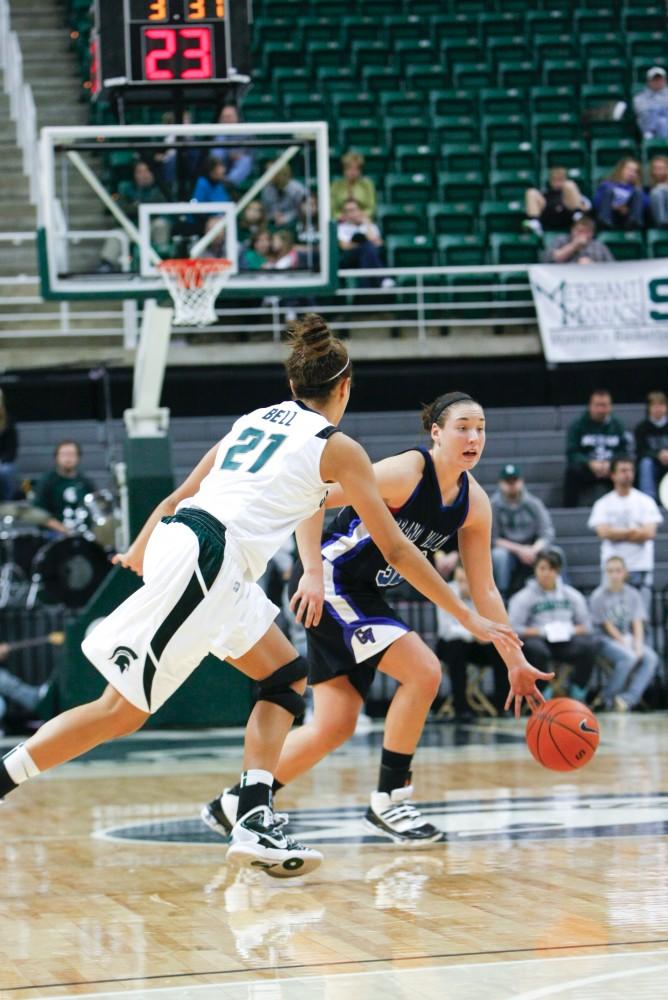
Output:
[298, 354, 351, 396]
[432, 392, 473, 423]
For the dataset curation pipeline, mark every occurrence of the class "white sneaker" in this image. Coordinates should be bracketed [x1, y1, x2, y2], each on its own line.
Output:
[227, 805, 322, 878]
[201, 788, 239, 837]
[365, 786, 444, 846]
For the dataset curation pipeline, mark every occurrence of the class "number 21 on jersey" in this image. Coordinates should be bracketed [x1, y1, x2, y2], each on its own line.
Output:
[221, 428, 286, 473]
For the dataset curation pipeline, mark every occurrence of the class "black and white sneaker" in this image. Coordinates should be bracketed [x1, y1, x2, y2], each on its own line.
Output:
[201, 788, 238, 838]
[226, 805, 322, 878]
[365, 786, 444, 846]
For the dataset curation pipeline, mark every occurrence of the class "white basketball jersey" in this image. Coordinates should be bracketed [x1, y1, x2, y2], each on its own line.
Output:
[180, 399, 336, 580]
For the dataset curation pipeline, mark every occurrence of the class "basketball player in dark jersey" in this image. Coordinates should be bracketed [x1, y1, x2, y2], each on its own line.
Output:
[203, 392, 553, 845]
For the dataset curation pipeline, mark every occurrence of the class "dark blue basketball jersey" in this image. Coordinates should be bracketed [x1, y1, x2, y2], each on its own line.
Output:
[320, 447, 470, 590]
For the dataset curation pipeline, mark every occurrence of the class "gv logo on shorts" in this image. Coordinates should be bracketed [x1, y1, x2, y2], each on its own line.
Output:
[111, 645, 138, 673]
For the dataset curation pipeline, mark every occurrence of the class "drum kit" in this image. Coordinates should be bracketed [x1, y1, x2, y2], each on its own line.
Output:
[0, 492, 118, 610]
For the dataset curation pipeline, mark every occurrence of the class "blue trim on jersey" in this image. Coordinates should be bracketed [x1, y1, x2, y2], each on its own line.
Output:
[322, 514, 363, 549]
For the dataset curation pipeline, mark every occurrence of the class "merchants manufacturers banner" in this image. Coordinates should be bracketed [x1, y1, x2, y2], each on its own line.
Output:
[529, 260, 668, 363]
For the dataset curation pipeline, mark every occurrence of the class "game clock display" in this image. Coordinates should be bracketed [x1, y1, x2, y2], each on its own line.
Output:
[92, 0, 251, 96]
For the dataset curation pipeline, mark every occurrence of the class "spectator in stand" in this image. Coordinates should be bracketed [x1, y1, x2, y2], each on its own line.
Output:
[34, 440, 95, 535]
[588, 456, 663, 600]
[211, 104, 254, 188]
[590, 555, 658, 713]
[524, 166, 591, 238]
[593, 158, 647, 231]
[337, 197, 394, 288]
[239, 229, 271, 270]
[266, 230, 299, 270]
[295, 193, 320, 254]
[237, 200, 266, 243]
[260, 164, 306, 229]
[508, 551, 596, 702]
[635, 390, 668, 504]
[633, 66, 668, 140]
[330, 151, 377, 220]
[647, 156, 668, 228]
[191, 156, 234, 206]
[0, 389, 17, 502]
[100, 160, 170, 272]
[542, 216, 613, 265]
[435, 562, 509, 722]
[491, 463, 563, 599]
[563, 389, 629, 507]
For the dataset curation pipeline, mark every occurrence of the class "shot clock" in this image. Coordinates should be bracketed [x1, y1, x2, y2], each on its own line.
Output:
[91, 0, 251, 99]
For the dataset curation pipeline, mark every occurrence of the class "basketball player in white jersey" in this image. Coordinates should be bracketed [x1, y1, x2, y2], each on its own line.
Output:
[0, 315, 528, 879]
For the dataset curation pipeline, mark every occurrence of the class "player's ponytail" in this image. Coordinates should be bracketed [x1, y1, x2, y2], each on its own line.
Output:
[421, 391, 478, 430]
[285, 313, 351, 400]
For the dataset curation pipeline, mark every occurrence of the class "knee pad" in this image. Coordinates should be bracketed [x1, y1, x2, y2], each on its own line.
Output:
[256, 656, 308, 718]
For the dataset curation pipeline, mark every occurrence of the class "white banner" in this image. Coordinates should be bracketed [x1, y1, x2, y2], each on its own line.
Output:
[529, 260, 668, 363]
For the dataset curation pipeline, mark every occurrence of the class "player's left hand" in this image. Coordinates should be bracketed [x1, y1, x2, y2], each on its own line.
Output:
[505, 660, 555, 719]
[289, 568, 324, 628]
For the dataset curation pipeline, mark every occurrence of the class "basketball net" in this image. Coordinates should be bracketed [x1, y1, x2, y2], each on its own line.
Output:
[156, 258, 233, 327]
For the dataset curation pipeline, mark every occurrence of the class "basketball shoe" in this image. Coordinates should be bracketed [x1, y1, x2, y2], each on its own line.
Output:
[226, 805, 322, 878]
[201, 789, 238, 837]
[364, 786, 444, 845]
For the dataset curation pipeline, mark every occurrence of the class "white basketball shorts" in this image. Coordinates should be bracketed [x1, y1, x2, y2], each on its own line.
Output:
[82, 507, 279, 713]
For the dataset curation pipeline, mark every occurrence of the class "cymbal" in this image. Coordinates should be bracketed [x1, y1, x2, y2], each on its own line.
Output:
[0, 502, 52, 526]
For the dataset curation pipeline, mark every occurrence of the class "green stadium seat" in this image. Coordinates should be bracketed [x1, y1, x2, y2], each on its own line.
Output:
[377, 204, 427, 238]
[437, 235, 487, 266]
[315, 66, 357, 93]
[309, 0, 346, 14]
[394, 39, 436, 70]
[587, 119, 637, 143]
[430, 14, 475, 43]
[587, 59, 629, 89]
[581, 83, 628, 110]
[625, 31, 666, 59]
[498, 62, 538, 91]
[647, 229, 668, 258]
[542, 60, 582, 88]
[283, 94, 328, 120]
[273, 67, 312, 96]
[330, 92, 377, 120]
[296, 16, 340, 43]
[387, 235, 435, 268]
[429, 90, 477, 118]
[396, 144, 439, 177]
[591, 138, 639, 178]
[438, 171, 486, 204]
[490, 169, 536, 201]
[341, 16, 381, 45]
[540, 140, 589, 177]
[351, 40, 391, 72]
[598, 231, 645, 261]
[405, 64, 449, 93]
[379, 90, 427, 118]
[253, 17, 296, 46]
[453, 63, 495, 90]
[364, 0, 404, 14]
[410, 0, 443, 14]
[478, 12, 522, 39]
[530, 86, 577, 116]
[440, 143, 484, 174]
[427, 202, 478, 236]
[440, 38, 485, 68]
[498, 270, 535, 322]
[385, 173, 433, 205]
[451, 0, 487, 13]
[631, 57, 667, 86]
[491, 141, 535, 172]
[261, 41, 303, 73]
[532, 112, 580, 146]
[241, 94, 281, 123]
[482, 113, 530, 149]
[644, 138, 668, 162]
[338, 118, 385, 148]
[433, 115, 480, 145]
[573, 11, 619, 36]
[621, 8, 667, 34]
[361, 67, 398, 93]
[526, 11, 569, 38]
[580, 32, 625, 61]
[479, 200, 525, 237]
[489, 233, 540, 265]
[383, 14, 427, 43]
[387, 118, 431, 146]
[480, 88, 526, 118]
[533, 34, 578, 64]
[488, 37, 533, 69]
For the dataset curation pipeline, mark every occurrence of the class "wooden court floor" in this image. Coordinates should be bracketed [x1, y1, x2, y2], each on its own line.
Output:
[0, 713, 667, 999]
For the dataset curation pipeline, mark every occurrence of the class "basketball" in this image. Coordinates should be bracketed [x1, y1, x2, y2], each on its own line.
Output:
[526, 698, 600, 772]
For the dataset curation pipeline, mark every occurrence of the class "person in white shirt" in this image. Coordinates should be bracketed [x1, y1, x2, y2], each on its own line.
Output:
[587, 457, 663, 599]
[337, 197, 393, 288]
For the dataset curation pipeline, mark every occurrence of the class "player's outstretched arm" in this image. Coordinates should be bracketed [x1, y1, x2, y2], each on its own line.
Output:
[112, 444, 219, 577]
[458, 479, 554, 717]
[321, 434, 520, 653]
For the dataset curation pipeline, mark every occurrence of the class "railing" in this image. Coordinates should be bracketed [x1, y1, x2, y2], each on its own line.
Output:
[0, 0, 39, 207]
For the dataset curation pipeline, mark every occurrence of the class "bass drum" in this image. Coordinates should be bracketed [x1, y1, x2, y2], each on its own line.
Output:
[31, 537, 111, 608]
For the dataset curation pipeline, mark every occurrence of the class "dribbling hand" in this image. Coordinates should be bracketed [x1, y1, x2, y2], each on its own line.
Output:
[111, 550, 143, 577]
[505, 661, 555, 719]
[289, 568, 324, 629]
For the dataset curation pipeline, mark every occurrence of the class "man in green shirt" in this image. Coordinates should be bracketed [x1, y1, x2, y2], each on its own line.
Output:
[34, 440, 95, 534]
[563, 390, 629, 507]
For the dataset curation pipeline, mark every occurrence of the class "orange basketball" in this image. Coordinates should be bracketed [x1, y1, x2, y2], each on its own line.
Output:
[526, 698, 600, 772]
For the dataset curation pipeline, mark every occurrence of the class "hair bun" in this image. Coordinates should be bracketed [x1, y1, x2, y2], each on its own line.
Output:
[287, 313, 332, 359]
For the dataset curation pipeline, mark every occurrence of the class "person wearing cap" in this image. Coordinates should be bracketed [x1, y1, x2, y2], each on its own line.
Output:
[491, 464, 563, 599]
[634, 67, 668, 140]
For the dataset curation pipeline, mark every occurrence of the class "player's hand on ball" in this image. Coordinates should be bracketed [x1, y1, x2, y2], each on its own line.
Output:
[505, 661, 555, 719]
[290, 568, 324, 628]
[112, 549, 143, 577]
